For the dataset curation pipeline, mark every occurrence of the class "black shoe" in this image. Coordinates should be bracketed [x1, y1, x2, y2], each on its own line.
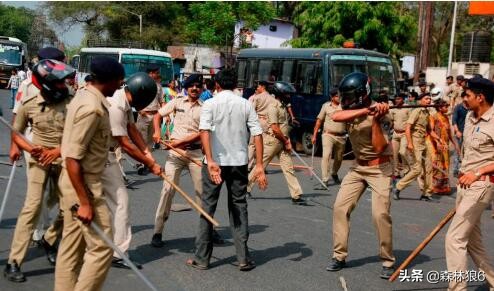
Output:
[4, 262, 26, 282]
[246, 192, 253, 199]
[393, 189, 400, 200]
[380, 266, 394, 279]
[291, 197, 307, 205]
[153, 143, 160, 150]
[332, 174, 341, 184]
[111, 257, 142, 270]
[420, 195, 433, 202]
[151, 233, 164, 248]
[41, 236, 57, 265]
[326, 258, 346, 272]
[213, 230, 225, 245]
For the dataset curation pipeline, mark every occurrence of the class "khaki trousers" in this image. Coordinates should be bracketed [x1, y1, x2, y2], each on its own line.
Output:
[321, 133, 345, 183]
[102, 152, 131, 259]
[8, 160, 63, 265]
[55, 169, 113, 291]
[332, 162, 395, 267]
[136, 113, 154, 147]
[247, 134, 303, 199]
[445, 180, 494, 291]
[395, 137, 432, 196]
[391, 132, 411, 176]
[154, 150, 203, 234]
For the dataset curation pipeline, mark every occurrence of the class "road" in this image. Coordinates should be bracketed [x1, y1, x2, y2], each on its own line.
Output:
[0, 89, 492, 291]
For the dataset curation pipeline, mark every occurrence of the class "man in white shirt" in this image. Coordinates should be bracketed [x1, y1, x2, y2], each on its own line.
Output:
[186, 68, 267, 271]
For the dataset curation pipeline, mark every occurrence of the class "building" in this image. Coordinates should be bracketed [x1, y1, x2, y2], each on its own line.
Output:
[234, 19, 297, 49]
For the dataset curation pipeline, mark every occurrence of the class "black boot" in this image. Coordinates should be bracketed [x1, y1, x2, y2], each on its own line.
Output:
[326, 258, 346, 272]
[420, 195, 433, 202]
[151, 233, 164, 248]
[393, 189, 400, 200]
[41, 236, 57, 265]
[111, 257, 142, 270]
[332, 174, 341, 184]
[380, 266, 395, 279]
[4, 262, 26, 282]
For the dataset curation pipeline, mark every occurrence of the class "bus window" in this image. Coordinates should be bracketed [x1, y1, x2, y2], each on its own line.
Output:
[0, 44, 22, 65]
[237, 60, 248, 88]
[367, 59, 396, 97]
[257, 60, 272, 83]
[121, 54, 173, 83]
[332, 62, 366, 87]
[271, 60, 282, 81]
[281, 60, 294, 83]
[79, 53, 119, 73]
[295, 61, 319, 94]
[247, 60, 258, 88]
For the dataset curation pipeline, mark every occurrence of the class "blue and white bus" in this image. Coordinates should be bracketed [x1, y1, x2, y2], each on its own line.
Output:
[0, 36, 27, 88]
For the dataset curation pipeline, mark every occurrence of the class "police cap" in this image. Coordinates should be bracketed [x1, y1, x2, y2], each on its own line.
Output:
[465, 77, 494, 96]
[37, 47, 65, 61]
[90, 56, 125, 82]
[418, 92, 431, 100]
[330, 88, 338, 97]
[146, 64, 160, 73]
[183, 74, 203, 89]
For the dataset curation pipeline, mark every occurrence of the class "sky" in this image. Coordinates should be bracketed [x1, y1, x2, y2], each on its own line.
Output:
[3, 1, 84, 47]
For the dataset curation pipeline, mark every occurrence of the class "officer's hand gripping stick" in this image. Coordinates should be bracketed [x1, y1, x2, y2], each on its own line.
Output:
[70, 204, 159, 291]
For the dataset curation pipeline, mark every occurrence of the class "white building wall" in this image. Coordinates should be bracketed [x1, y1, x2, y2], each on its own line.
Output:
[234, 20, 294, 49]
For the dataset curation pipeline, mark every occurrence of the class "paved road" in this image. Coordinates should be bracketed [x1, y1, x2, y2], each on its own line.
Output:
[0, 89, 492, 291]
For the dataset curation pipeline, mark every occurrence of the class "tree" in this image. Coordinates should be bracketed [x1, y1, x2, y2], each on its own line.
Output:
[0, 4, 34, 43]
[290, 2, 417, 57]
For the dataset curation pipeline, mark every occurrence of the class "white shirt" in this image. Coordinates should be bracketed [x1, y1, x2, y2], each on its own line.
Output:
[199, 90, 262, 166]
[18, 70, 26, 81]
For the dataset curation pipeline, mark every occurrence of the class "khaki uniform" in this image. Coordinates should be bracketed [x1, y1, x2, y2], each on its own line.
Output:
[449, 83, 464, 112]
[154, 96, 203, 235]
[102, 88, 135, 259]
[445, 107, 494, 291]
[389, 107, 411, 176]
[316, 102, 346, 183]
[8, 93, 67, 266]
[247, 91, 276, 168]
[136, 83, 163, 147]
[247, 99, 303, 199]
[55, 86, 113, 291]
[395, 108, 433, 196]
[332, 115, 395, 267]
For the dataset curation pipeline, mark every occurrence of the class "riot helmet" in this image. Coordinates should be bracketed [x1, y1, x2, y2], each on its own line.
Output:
[31, 59, 76, 104]
[125, 72, 158, 111]
[338, 72, 371, 110]
[269, 81, 296, 104]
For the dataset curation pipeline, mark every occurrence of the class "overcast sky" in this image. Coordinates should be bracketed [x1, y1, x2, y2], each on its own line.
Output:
[3, 1, 84, 47]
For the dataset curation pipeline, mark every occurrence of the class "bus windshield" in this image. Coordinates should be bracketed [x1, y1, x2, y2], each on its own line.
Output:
[0, 43, 22, 65]
[330, 54, 396, 98]
[121, 54, 173, 83]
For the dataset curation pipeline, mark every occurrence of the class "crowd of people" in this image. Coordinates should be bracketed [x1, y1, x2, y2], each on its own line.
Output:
[1, 46, 494, 291]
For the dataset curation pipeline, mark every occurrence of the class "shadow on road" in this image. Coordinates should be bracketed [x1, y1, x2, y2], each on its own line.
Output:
[347, 250, 431, 270]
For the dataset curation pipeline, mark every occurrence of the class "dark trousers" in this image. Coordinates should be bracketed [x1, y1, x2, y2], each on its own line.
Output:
[194, 164, 250, 266]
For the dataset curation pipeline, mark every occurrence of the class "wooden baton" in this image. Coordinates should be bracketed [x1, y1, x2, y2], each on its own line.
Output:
[160, 173, 219, 227]
[159, 140, 202, 167]
[389, 208, 456, 282]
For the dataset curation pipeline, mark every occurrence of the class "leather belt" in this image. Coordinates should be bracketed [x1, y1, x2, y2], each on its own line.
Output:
[458, 172, 494, 183]
[323, 130, 346, 136]
[184, 144, 202, 150]
[394, 129, 405, 134]
[140, 110, 158, 116]
[356, 156, 391, 167]
[109, 147, 117, 152]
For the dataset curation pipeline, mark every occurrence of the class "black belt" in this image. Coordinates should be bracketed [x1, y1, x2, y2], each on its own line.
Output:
[109, 147, 117, 152]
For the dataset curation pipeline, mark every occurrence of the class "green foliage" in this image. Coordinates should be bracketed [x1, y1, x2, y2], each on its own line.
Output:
[0, 4, 34, 43]
[290, 2, 416, 57]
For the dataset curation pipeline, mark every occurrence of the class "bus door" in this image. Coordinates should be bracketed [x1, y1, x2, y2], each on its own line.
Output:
[292, 60, 324, 126]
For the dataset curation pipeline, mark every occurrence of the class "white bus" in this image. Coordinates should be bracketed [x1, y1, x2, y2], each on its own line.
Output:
[76, 47, 174, 86]
[0, 36, 27, 87]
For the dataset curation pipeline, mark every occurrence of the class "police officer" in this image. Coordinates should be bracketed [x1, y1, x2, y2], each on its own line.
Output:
[449, 75, 465, 111]
[150, 74, 223, 247]
[445, 77, 494, 291]
[104, 72, 162, 269]
[246, 81, 305, 204]
[326, 72, 395, 279]
[247, 81, 276, 170]
[3, 59, 75, 283]
[389, 93, 411, 178]
[394, 93, 439, 201]
[54, 57, 124, 291]
[312, 88, 346, 185]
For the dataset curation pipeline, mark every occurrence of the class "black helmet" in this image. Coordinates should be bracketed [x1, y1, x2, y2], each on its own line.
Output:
[126, 72, 157, 111]
[32, 59, 76, 104]
[338, 72, 372, 110]
[269, 81, 296, 97]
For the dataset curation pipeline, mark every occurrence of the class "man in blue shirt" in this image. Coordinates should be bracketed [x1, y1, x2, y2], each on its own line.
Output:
[452, 92, 469, 176]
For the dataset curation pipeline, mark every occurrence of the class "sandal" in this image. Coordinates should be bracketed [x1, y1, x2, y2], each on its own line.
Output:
[186, 258, 208, 270]
[239, 261, 256, 271]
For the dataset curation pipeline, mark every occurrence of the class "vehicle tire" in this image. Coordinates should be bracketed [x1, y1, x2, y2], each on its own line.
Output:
[301, 131, 318, 156]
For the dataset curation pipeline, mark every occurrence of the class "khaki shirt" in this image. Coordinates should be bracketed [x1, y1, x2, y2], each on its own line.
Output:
[14, 94, 69, 149]
[407, 108, 430, 139]
[348, 115, 392, 161]
[12, 80, 40, 114]
[107, 88, 135, 148]
[141, 83, 163, 112]
[249, 91, 276, 132]
[449, 83, 463, 108]
[158, 96, 202, 141]
[317, 102, 346, 134]
[267, 99, 290, 137]
[389, 107, 410, 131]
[61, 86, 111, 175]
[460, 106, 494, 173]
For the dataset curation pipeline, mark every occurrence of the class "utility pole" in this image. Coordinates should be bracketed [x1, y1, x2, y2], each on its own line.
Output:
[447, 1, 458, 76]
[413, 2, 434, 83]
[413, 2, 424, 83]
